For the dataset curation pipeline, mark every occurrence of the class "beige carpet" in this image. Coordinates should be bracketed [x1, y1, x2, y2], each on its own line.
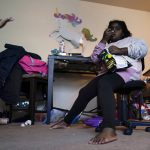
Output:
[0, 123, 150, 150]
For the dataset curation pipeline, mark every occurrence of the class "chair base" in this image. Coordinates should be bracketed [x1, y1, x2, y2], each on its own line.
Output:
[95, 119, 150, 135]
[122, 120, 150, 135]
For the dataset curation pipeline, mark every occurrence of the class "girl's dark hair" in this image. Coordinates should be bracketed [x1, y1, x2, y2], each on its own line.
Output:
[108, 20, 132, 39]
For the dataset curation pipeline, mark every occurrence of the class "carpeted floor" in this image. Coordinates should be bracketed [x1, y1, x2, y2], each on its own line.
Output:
[0, 123, 150, 150]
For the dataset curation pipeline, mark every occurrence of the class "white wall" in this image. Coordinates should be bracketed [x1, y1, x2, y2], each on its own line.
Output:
[0, 0, 80, 60]
[0, 0, 150, 66]
[0, 0, 150, 110]
[79, 1, 150, 73]
[53, 73, 97, 110]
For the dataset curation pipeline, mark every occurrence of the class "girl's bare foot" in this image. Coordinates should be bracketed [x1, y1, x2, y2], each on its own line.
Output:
[88, 127, 117, 144]
[50, 119, 70, 129]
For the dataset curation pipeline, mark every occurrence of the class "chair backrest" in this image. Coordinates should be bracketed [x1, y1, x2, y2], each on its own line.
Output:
[141, 58, 145, 71]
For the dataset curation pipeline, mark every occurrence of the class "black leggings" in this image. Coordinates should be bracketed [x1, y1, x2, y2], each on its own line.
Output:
[64, 72, 125, 129]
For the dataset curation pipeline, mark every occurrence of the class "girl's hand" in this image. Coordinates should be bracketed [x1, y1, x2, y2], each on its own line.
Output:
[108, 46, 128, 55]
[0, 17, 14, 28]
[108, 46, 121, 54]
[6, 17, 14, 22]
[101, 28, 113, 43]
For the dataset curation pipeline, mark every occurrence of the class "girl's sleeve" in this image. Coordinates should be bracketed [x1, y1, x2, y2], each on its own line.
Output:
[128, 39, 148, 59]
[91, 42, 106, 63]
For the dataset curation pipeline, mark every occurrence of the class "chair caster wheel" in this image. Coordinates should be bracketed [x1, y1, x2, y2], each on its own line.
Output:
[132, 125, 136, 129]
[145, 127, 150, 132]
[123, 128, 133, 135]
[95, 126, 101, 132]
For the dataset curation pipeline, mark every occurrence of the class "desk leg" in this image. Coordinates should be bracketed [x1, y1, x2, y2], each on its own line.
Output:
[29, 78, 36, 125]
[46, 58, 54, 124]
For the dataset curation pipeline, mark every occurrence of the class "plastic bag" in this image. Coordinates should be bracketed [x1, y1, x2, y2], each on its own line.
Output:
[83, 115, 103, 127]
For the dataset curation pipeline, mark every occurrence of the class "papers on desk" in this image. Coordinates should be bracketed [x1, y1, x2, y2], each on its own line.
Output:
[59, 52, 67, 56]
[68, 53, 82, 56]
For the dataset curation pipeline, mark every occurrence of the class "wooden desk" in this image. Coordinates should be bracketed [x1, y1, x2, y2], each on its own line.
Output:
[143, 69, 150, 76]
[143, 69, 150, 99]
[21, 74, 47, 124]
[46, 55, 98, 124]
[9, 74, 48, 124]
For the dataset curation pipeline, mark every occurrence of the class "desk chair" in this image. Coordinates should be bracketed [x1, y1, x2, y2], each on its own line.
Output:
[95, 80, 150, 135]
[96, 58, 150, 135]
[116, 80, 150, 135]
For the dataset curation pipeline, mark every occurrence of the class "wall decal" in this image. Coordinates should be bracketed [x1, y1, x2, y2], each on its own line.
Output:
[82, 28, 97, 42]
[54, 9, 82, 27]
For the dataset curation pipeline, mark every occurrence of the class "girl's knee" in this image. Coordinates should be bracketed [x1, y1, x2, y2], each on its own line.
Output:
[78, 87, 87, 96]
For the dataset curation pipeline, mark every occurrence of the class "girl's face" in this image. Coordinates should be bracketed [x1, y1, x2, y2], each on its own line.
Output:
[109, 22, 124, 43]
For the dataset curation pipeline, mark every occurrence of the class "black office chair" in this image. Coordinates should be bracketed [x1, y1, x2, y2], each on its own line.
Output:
[96, 58, 150, 135]
[95, 80, 150, 135]
[115, 80, 150, 135]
